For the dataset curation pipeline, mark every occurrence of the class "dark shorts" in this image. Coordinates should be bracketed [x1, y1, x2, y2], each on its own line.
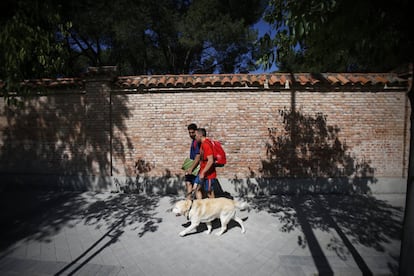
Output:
[199, 178, 216, 192]
[185, 174, 196, 184]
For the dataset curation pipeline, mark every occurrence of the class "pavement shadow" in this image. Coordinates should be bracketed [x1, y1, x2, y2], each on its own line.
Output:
[180, 217, 248, 236]
[247, 194, 403, 275]
[0, 191, 162, 255]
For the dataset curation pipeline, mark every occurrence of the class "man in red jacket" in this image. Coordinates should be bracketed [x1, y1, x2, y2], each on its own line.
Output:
[194, 128, 216, 198]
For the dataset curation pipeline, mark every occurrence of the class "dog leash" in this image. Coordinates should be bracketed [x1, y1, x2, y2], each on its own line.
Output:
[185, 190, 194, 199]
[186, 199, 194, 220]
[185, 183, 199, 199]
[185, 183, 199, 219]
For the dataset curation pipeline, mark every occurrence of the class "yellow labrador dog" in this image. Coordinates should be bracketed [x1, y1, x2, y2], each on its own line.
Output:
[172, 197, 248, 237]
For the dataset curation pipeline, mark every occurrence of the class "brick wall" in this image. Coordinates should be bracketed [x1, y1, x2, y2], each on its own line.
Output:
[115, 90, 409, 179]
[0, 70, 410, 193]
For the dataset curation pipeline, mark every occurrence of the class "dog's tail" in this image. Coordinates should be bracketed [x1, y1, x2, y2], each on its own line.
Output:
[234, 200, 249, 211]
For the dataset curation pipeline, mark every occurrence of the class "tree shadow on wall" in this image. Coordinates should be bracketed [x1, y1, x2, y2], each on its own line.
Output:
[240, 108, 402, 275]
[116, 158, 184, 196]
[254, 107, 376, 195]
[0, 91, 133, 191]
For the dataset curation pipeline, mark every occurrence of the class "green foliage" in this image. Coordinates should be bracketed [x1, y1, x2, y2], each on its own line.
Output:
[1, 0, 266, 103]
[0, 0, 70, 101]
[58, 0, 266, 74]
[260, 0, 412, 72]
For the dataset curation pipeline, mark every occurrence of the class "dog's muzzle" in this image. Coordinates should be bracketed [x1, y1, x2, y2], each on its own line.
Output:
[172, 208, 181, 216]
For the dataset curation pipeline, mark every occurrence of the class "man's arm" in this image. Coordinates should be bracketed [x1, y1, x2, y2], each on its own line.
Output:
[186, 154, 200, 174]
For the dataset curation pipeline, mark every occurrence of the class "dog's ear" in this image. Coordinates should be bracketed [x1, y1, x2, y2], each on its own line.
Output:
[177, 200, 189, 212]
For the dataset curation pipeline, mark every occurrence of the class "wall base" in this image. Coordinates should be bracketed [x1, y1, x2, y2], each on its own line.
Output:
[0, 173, 407, 196]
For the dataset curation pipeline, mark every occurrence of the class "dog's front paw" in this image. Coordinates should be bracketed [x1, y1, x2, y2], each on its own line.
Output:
[204, 230, 212, 235]
[179, 231, 187, 237]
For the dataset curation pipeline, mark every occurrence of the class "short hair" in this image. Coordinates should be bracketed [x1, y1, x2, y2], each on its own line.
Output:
[187, 123, 197, 130]
[196, 128, 207, 137]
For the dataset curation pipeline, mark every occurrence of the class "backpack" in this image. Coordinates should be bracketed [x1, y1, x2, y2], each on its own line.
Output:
[206, 139, 227, 167]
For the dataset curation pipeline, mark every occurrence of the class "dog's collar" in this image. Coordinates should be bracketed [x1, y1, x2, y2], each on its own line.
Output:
[186, 199, 193, 220]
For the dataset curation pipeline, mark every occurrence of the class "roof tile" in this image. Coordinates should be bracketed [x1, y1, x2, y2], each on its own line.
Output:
[269, 75, 278, 85]
[175, 76, 184, 86]
[327, 75, 339, 84]
[298, 75, 309, 85]
[166, 76, 175, 87]
[279, 75, 287, 85]
[348, 75, 359, 84]
[358, 76, 370, 84]
[374, 75, 388, 83]
[147, 77, 158, 87]
[0, 72, 408, 91]
[336, 74, 350, 85]
[184, 76, 193, 87]
[231, 75, 241, 85]
[222, 76, 231, 85]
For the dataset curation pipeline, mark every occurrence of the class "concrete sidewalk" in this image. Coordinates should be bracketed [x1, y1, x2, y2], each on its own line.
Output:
[0, 191, 405, 275]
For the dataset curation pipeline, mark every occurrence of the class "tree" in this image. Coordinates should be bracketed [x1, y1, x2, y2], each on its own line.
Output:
[1, 0, 266, 99]
[259, 0, 412, 72]
[0, 0, 70, 103]
[54, 0, 266, 75]
[259, 1, 413, 275]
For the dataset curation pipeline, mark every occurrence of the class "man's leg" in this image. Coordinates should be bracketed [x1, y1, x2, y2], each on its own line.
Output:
[185, 175, 195, 200]
[206, 179, 215, 198]
[192, 175, 203, 199]
[195, 185, 203, 199]
[185, 182, 193, 199]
